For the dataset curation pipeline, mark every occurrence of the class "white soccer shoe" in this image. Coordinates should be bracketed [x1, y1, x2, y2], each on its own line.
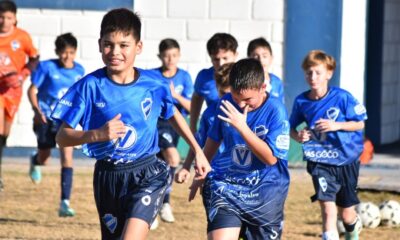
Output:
[160, 203, 175, 223]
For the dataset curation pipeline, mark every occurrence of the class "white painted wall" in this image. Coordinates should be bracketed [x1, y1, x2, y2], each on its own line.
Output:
[8, 0, 285, 146]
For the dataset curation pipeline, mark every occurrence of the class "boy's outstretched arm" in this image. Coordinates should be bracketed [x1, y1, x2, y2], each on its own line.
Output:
[56, 114, 126, 147]
[315, 119, 364, 132]
[168, 109, 210, 176]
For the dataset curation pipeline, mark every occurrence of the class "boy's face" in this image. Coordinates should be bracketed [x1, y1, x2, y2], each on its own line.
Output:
[249, 47, 273, 73]
[231, 84, 266, 112]
[304, 63, 332, 91]
[210, 49, 237, 70]
[99, 31, 142, 75]
[56, 46, 77, 69]
[0, 11, 16, 34]
[158, 47, 180, 71]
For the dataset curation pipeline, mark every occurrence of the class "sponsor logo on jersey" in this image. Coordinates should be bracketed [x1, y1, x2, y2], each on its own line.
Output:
[304, 150, 340, 159]
[318, 177, 328, 192]
[114, 125, 137, 150]
[141, 98, 152, 120]
[95, 102, 106, 108]
[11, 40, 20, 51]
[59, 99, 72, 107]
[354, 103, 366, 115]
[326, 107, 340, 121]
[254, 125, 268, 137]
[232, 145, 252, 167]
[276, 134, 290, 150]
[102, 214, 117, 233]
[174, 85, 184, 94]
[52, 74, 60, 80]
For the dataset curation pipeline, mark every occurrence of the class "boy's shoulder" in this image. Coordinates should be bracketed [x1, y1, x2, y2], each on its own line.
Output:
[196, 66, 214, 78]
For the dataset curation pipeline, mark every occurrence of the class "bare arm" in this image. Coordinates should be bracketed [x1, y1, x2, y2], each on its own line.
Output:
[189, 93, 204, 133]
[56, 114, 126, 147]
[315, 119, 365, 132]
[290, 128, 311, 143]
[27, 84, 47, 124]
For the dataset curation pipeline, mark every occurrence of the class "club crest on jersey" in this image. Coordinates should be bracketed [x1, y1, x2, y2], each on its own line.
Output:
[326, 107, 340, 121]
[232, 145, 252, 167]
[354, 103, 366, 115]
[174, 85, 184, 94]
[11, 40, 20, 51]
[114, 125, 137, 150]
[102, 214, 117, 233]
[319, 177, 328, 192]
[254, 125, 268, 137]
[141, 98, 152, 120]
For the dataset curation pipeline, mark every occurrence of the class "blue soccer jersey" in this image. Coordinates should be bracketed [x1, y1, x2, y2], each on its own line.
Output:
[268, 73, 285, 104]
[289, 87, 368, 166]
[194, 67, 219, 106]
[51, 68, 175, 162]
[151, 67, 193, 116]
[31, 59, 85, 118]
[203, 94, 290, 225]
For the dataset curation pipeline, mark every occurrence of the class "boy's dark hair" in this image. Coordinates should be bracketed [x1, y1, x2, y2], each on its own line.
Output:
[0, 0, 16, 13]
[159, 38, 180, 54]
[207, 33, 238, 56]
[302, 50, 336, 71]
[100, 8, 141, 41]
[215, 63, 234, 91]
[247, 37, 272, 57]
[229, 58, 264, 92]
[55, 33, 77, 52]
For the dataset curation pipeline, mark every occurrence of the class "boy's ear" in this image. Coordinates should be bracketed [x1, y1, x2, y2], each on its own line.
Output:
[260, 83, 267, 92]
[136, 41, 143, 55]
[98, 39, 102, 53]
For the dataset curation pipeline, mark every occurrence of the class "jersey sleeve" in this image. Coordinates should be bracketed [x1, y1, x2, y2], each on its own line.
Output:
[207, 101, 224, 143]
[160, 83, 176, 120]
[196, 108, 211, 147]
[289, 98, 304, 129]
[51, 84, 86, 128]
[265, 106, 290, 160]
[30, 61, 47, 88]
[344, 93, 368, 121]
[182, 72, 194, 100]
[22, 31, 38, 58]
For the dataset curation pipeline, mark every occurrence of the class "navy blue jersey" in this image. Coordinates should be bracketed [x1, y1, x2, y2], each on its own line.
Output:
[268, 73, 284, 104]
[150, 67, 193, 116]
[289, 87, 367, 166]
[194, 67, 219, 106]
[31, 59, 85, 118]
[204, 94, 290, 225]
[51, 68, 175, 162]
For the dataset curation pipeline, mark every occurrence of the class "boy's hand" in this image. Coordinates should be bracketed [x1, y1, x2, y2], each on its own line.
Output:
[98, 114, 126, 141]
[193, 152, 211, 177]
[315, 119, 340, 132]
[33, 109, 47, 125]
[169, 82, 178, 98]
[1, 72, 23, 88]
[188, 175, 205, 202]
[218, 100, 248, 130]
[175, 168, 191, 184]
[297, 128, 311, 143]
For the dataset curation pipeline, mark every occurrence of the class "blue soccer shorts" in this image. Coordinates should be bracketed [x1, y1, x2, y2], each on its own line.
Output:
[157, 118, 180, 150]
[306, 160, 360, 208]
[33, 119, 59, 149]
[93, 155, 170, 239]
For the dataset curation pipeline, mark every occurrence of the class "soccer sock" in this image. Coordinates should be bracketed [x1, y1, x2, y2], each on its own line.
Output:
[0, 135, 7, 179]
[163, 166, 176, 204]
[61, 167, 73, 201]
[322, 231, 339, 240]
[343, 217, 358, 232]
[32, 153, 41, 165]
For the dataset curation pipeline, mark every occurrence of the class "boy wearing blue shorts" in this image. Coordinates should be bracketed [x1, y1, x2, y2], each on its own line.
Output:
[247, 37, 284, 103]
[27, 32, 84, 217]
[51, 8, 209, 240]
[189, 33, 238, 133]
[151, 38, 193, 225]
[190, 59, 290, 240]
[289, 50, 367, 240]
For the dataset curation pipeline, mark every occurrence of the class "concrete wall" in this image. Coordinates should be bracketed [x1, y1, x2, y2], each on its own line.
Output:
[8, 0, 285, 146]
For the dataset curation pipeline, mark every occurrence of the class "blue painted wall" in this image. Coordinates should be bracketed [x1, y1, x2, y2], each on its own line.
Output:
[284, 0, 343, 112]
[15, 0, 133, 11]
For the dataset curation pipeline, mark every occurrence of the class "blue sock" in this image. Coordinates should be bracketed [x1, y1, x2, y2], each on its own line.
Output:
[163, 166, 176, 204]
[61, 167, 73, 200]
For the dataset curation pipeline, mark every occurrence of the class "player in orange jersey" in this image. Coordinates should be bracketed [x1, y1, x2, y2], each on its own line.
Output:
[0, 0, 39, 191]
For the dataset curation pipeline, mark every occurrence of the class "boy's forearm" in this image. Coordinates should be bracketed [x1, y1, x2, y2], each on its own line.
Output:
[169, 110, 202, 154]
[182, 150, 195, 170]
[174, 94, 191, 113]
[56, 125, 99, 147]
[189, 93, 203, 133]
[337, 121, 365, 132]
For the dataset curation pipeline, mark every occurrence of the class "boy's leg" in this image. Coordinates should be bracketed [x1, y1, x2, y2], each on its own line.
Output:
[206, 208, 242, 240]
[0, 102, 7, 190]
[319, 201, 339, 233]
[29, 148, 51, 184]
[122, 218, 150, 240]
[59, 146, 75, 217]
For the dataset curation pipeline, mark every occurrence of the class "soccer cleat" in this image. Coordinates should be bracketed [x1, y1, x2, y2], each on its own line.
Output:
[345, 215, 362, 240]
[59, 200, 76, 217]
[160, 203, 175, 223]
[29, 154, 41, 184]
[150, 217, 159, 230]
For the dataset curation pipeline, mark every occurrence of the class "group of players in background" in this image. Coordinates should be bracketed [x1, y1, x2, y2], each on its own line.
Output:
[0, 1, 368, 240]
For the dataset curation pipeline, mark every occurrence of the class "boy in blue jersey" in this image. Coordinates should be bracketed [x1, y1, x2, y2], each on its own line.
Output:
[289, 50, 367, 240]
[51, 8, 209, 240]
[247, 37, 284, 103]
[27, 32, 84, 217]
[150, 38, 193, 226]
[189, 33, 238, 134]
[190, 58, 290, 240]
[175, 62, 233, 184]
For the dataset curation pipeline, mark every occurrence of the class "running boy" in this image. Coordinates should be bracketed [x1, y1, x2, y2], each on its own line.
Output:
[289, 50, 367, 240]
[175, 62, 233, 184]
[190, 58, 290, 239]
[189, 33, 238, 133]
[27, 32, 84, 217]
[151, 38, 193, 225]
[247, 37, 284, 103]
[51, 8, 209, 240]
[0, 0, 38, 191]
